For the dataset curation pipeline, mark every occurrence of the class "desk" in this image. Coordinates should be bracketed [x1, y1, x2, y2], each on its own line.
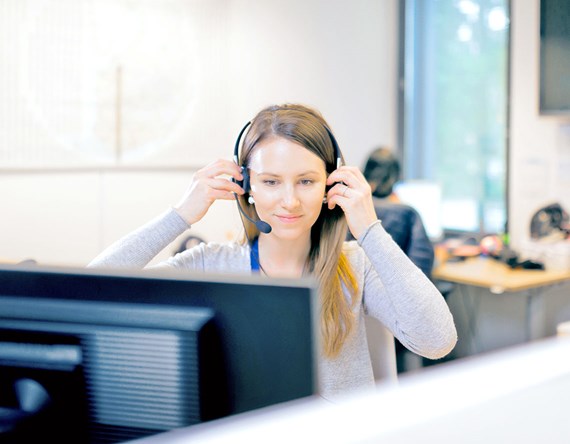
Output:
[433, 256, 570, 352]
[433, 256, 570, 294]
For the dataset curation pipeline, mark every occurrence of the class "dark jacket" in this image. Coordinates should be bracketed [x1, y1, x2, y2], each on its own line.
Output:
[370, 200, 434, 279]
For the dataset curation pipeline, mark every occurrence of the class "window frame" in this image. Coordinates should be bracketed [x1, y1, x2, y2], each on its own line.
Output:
[397, 0, 512, 240]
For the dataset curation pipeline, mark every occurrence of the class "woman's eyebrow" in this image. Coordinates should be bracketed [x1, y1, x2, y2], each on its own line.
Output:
[256, 170, 322, 177]
[297, 170, 322, 176]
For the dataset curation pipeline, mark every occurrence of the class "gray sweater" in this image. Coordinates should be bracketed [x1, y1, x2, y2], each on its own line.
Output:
[89, 208, 457, 399]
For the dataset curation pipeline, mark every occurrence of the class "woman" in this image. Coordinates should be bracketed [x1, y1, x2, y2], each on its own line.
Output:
[89, 104, 457, 399]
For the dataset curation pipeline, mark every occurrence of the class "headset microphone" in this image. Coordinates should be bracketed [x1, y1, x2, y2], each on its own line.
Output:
[233, 194, 272, 233]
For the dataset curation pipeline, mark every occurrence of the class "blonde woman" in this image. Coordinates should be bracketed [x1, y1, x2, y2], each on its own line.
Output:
[89, 104, 457, 399]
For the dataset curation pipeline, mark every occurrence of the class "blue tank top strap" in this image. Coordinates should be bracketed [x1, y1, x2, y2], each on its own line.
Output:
[250, 238, 260, 272]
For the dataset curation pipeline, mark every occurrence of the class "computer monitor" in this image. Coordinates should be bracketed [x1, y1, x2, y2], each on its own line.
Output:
[0, 264, 317, 443]
[393, 180, 444, 241]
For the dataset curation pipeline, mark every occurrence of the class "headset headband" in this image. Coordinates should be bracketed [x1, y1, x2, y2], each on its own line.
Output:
[233, 121, 252, 166]
[233, 120, 342, 169]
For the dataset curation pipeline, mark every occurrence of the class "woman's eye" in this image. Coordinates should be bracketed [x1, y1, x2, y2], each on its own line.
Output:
[300, 179, 314, 185]
[263, 179, 278, 186]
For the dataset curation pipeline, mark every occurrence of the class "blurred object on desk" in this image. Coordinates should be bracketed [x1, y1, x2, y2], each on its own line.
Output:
[520, 239, 570, 272]
[437, 234, 546, 270]
[437, 237, 481, 262]
[479, 235, 504, 256]
[530, 202, 569, 241]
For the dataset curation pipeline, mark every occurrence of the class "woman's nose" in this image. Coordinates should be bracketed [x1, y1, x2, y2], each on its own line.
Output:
[281, 185, 300, 208]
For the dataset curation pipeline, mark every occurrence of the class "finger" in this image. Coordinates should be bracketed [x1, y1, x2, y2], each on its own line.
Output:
[204, 186, 243, 202]
[207, 178, 245, 195]
[328, 172, 372, 201]
[326, 182, 349, 206]
[327, 193, 349, 211]
[326, 166, 363, 187]
[209, 189, 240, 201]
[327, 182, 372, 212]
[327, 182, 349, 200]
[202, 159, 244, 181]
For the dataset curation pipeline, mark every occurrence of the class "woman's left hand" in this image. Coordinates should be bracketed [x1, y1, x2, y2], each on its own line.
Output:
[326, 166, 378, 240]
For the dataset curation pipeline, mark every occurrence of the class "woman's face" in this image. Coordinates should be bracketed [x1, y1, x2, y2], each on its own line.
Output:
[247, 136, 327, 242]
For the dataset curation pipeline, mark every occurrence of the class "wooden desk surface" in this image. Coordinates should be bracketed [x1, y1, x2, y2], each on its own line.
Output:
[433, 256, 570, 293]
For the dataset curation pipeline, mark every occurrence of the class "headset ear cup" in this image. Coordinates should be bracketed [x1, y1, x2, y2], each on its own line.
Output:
[241, 167, 250, 193]
[233, 175, 242, 188]
[325, 127, 342, 169]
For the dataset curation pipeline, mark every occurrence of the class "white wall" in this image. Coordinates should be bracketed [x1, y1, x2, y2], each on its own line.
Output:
[509, 0, 570, 249]
[225, 0, 397, 168]
[0, 0, 398, 266]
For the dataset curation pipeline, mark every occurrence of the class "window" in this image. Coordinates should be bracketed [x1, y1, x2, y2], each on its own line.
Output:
[399, 0, 510, 236]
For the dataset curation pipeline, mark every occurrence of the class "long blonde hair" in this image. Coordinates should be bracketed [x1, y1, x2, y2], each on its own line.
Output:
[237, 104, 358, 358]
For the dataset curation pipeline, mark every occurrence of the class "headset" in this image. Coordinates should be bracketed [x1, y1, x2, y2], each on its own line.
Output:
[232, 120, 343, 235]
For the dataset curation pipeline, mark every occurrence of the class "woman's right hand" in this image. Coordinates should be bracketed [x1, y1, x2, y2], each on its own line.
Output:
[174, 159, 244, 226]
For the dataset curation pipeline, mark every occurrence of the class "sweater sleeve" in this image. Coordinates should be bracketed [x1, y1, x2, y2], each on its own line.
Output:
[357, 220, 457, 359]
[88, 208, 190, 269]
[407, 210, 435, 279]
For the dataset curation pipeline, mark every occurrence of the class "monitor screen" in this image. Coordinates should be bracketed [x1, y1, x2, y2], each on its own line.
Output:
[393, 180, 444, 240]
[0, 264, 317, 443]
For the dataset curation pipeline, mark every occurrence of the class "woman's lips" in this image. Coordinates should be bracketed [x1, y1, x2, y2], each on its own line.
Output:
[276, 214, 302, 224]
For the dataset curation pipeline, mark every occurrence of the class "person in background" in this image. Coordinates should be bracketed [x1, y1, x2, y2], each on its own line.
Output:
[89, 104, 456, 398]
[362, 147, 434, 279]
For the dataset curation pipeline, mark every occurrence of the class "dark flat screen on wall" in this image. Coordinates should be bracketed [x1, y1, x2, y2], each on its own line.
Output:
[540, 0, 570, 115]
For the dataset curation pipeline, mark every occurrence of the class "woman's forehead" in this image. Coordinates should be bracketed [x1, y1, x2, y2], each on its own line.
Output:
[248, 137, 326, 174]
